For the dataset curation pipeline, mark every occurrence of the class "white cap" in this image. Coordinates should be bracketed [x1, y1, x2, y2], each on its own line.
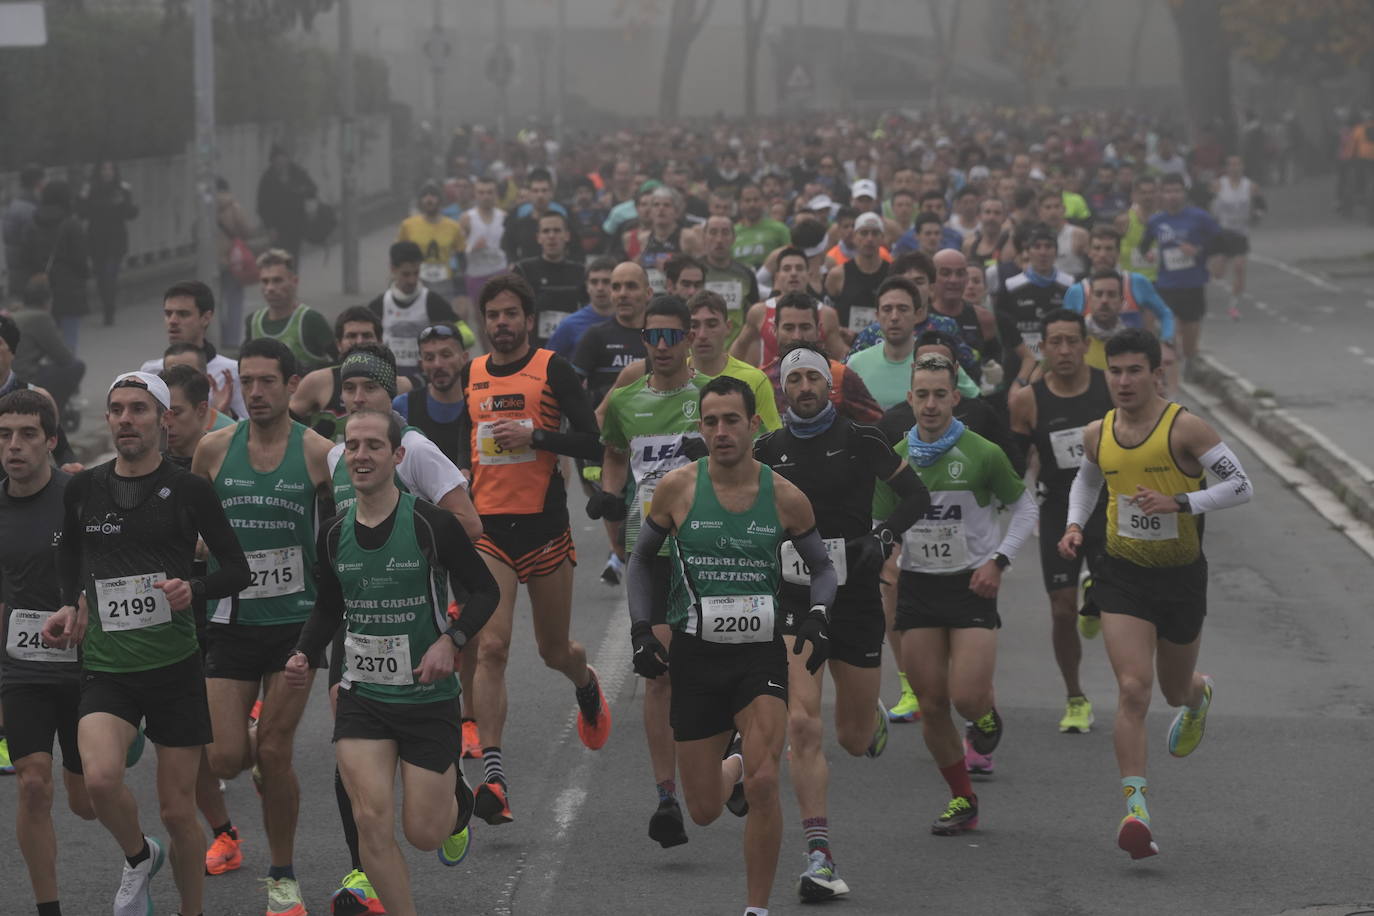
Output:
[108, 371, 171, 411]
[780, 347, 833, 387]
[854, 212, 884, 233]
[806, 193, 834, 213]
[851, 178, 878, 200]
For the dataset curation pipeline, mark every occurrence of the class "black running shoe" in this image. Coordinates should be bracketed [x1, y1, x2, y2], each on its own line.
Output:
[930, 795, 979, 836]
[724, 731, 748, 817]
[966, 707, 1003, 756]
[648, 798, 689, 848]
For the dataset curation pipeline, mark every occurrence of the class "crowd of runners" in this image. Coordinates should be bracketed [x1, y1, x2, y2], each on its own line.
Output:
[0, 104, 1268, 915]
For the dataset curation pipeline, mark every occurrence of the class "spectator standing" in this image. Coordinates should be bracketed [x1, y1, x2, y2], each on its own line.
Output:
[213, 178, 254, 348]
[256, 145, 317, 263]
[19, 181, 89, 353]
[9, 277, 85, 416]
[3, 164, 44, 299]
[77, 159, 139, 326]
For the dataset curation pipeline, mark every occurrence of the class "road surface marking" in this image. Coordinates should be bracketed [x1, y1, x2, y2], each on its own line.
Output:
[1251, 253, 1343, 293]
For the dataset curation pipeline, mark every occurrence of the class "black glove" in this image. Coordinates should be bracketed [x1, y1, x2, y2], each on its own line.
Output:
[792, 605, 830, 675]
[680, 435, 708, 461]
[845, 527, 895, 577]
[630, 621, 669, 678]
[586, 489, 627, 522]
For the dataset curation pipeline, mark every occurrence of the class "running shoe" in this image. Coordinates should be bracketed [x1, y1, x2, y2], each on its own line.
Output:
[264, 876, 307, 916]
[964, 739, 994, 776]
[113, 835, 164, 916]
[125, 727, 147, 768]
[648, 797, 689, 848]
[1078, 610, 1102, 640]
[600, 553, 624, 586]
[330, 869, 384, 915]
[1059, 696, 1095, 734]
[930, 795, 979, 836]
[474, 780, 514, 825]
[447, 600, 462, 621]
[0, 737, 14, 775]
[724, 731, 748, 817]
[865, 701, 889, 758]
[1167, 675, 1213, 758]
[966, 707, 1003, 756]
[575, 666, 612, 750]
[205, 829, 243, 875]
[461, 719, 481, 759]
[252, 763, 264, 798]
[250, 699, 263, 726]
[438, 826, 471, 867]
[887, 689, 921, 722]
[1078, 575, 1101, 639]
[1117, 807, 1159, 860]
[797, 850, 850, 902]
[1228, 301, 1241, 321]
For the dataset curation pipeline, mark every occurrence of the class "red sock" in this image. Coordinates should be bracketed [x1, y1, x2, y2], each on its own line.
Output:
[939, 760, 974, 800]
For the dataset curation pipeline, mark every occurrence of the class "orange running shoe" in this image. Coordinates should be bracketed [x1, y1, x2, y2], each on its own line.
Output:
[249, 699, 263, 726]
[461, 719, 482, 759]
[575, 666, 612, 751]
[474, 780, 514, 825]
[447, 601, 462, 621]
[205, 829, 243, 875]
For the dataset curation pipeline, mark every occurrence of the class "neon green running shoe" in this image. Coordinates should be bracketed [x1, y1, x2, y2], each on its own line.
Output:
[1077, 610, 1101, 639]
[887, 689, 920, 722]
[438, 825, 471, 867]
[865, 701, 889, 758]
[330, 869, 383, 914]
[1059, 696, 1094, 734]
[0, 737, 14, 775]
[1167, 675, 1213, 758]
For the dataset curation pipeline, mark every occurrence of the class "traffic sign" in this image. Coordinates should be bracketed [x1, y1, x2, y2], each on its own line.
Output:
[786, 63, 813, 92]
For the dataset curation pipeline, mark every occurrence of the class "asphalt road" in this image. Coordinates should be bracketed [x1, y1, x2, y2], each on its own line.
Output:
[4, 387, 1374, 915]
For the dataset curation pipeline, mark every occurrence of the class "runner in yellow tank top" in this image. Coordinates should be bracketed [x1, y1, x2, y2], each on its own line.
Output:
[1057, 328, 1253, 862]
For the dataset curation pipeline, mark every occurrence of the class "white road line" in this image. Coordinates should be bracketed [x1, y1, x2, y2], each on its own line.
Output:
[1366, 299, 1374, 311]
[1366, 357, 1374, 366]
[1183, 383, 1374, 561]
[1254, 299, 1272, 312]
[1349, 346, 1367, 357]
[1251, 253, 1344, 293]
[1274, 408, 1374, 485]
[1298, 324, 1314, 332]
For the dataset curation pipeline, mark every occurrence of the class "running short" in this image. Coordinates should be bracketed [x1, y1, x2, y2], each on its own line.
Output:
[1208, 229, 1249, 258]
[79, 653, 212, 748]
[895, 570, 1000, 631]
[1038, 496, 1106, 592]
[334, 688, 461, 774]
[668, 635, 787, 742]
[476, 511, 577, 583]
[204, 621, 326, 681]
[1159, 286, 1207, 322]
[1093, 553, 1208, 645]
[781, 585, 884, 668]
[1, 681, 83, 774]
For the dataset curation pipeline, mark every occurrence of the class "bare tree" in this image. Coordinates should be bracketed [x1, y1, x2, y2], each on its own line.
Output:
[743, 0, 770, 118]
[659, 0, 716, 119]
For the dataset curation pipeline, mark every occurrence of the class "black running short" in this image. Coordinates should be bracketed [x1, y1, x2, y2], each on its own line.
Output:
[1093, 553, 1208, 645]
[334, 688, 462, 774]
[1038, 496, 1106, 592]
[79, 653, 212, 748]
[204, 621, 326, 682]
[780, 584, 885, 668]
[895, 569, 1000, 631]
[475, 510, 577, 583]
[1, 681, 84, 774]
[1159, 286, 1207, 322]
[1207, 229, 1249, 258]
[668, 635, 787, 742]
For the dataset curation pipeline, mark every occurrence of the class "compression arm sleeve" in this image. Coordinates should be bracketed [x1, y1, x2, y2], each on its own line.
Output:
[186, 477, 252, 599]
[296, 524, 344, 660]
[426, 505, 501, 643]
[1133, 275, 1176, 343]
[534, 357, 605, 460]
[995, 489, 1039, 560]
[1185, 441, 1253, 513]
[57, 476, 86, 607]
[792, 527, 838, 611]
[627, 517, 670, 630]
[1065, 458, 1105, 529]
[878, 465, 931, 537]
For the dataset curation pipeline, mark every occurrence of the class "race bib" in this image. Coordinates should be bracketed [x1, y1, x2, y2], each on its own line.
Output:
[537, 310, 571, 341]
[1162, 247, 1196, 272]
[420, 263, 451, 285]
[701, 594, 775, 644]
[468, 248, 504, 276]
[705, 280, 743, 313]
[907, 521, 968, 571]
[6, 609, 77, 663]
[95, 573, 173, 632]
[1116, 495, 1178, 541]
[386, 335, 420, 369]
[1021, 330, 1044, 359]
[241, 547, 304, 600]
[345, 631, 413, 686]
[646, 268, 666, 293]
[477, 419, 535, 465]
[780, 537, 848, 586]
[1049, 426, 1087, 469]
[847, 306, 876, 333]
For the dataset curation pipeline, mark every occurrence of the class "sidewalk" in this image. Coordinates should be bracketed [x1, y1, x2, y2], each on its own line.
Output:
[68, 218, 406, 460]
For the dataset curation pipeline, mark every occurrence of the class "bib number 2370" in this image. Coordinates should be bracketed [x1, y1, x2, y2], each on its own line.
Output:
[701, 594, 775, 644]
[344, 632, 414, 686]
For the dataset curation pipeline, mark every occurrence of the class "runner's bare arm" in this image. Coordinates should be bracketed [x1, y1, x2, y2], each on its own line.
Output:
[190, 423, 235, 483]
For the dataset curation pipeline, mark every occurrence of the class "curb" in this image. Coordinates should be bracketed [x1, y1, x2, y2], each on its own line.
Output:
[1189, 353, 1374, 527]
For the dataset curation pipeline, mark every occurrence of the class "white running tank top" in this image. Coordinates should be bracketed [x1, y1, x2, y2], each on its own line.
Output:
[1213, 176, 1252, 235]
[381, 287, 429, 372]
[464, 207, 508, 277]
[1055, 222, 1083, 277]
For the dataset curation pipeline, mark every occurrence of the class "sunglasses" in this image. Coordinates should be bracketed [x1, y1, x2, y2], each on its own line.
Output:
[641, 327, 687, 348]
[418, 324, 459, 342]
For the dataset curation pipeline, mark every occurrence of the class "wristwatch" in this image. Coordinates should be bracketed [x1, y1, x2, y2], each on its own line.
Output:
[1174, 494, 1192, 514]
[445, 627, 468, 651]
[993, 553, 1011, 571]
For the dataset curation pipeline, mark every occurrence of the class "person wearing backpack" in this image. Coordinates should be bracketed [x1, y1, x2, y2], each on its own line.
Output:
[20, 180, 89, 354]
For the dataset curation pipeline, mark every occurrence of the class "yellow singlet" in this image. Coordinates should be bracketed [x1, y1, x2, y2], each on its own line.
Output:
[1099, 401, 1204, 567]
